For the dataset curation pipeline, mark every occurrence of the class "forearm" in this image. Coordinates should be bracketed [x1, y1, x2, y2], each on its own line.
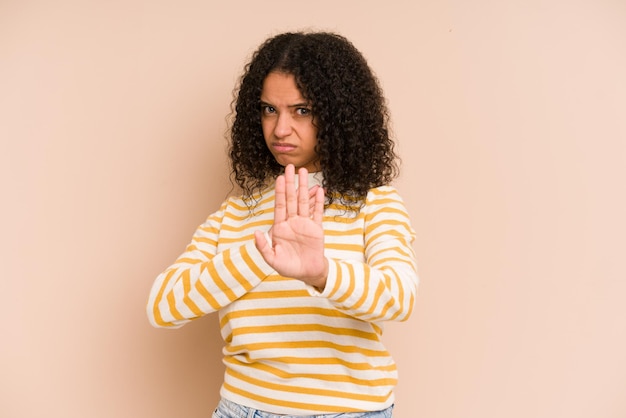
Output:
[147, 241, 275, 328]
[314, 242, 418, 322]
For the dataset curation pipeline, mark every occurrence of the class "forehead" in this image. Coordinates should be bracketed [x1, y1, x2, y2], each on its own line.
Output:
[260, 72, 306, 103]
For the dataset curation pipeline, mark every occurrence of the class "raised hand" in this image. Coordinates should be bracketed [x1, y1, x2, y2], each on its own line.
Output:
[254, 164, 328, 290]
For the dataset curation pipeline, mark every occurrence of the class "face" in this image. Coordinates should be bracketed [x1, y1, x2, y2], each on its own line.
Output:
[260, 72, 320, 172]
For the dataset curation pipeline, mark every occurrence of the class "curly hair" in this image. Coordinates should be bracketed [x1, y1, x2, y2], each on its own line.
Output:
[228, 31, 399, 210]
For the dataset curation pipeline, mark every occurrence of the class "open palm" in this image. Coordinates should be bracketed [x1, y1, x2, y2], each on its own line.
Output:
[254, 165, 328, 289]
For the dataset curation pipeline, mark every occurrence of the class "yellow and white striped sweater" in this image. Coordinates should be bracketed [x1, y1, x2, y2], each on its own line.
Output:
[147, 175, 418, 415]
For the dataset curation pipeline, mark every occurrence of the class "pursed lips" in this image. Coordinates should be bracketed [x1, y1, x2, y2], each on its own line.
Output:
[271, 142, 297, 152]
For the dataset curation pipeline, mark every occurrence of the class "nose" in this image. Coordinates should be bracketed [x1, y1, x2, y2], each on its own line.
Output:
[273, 113, 293, 138]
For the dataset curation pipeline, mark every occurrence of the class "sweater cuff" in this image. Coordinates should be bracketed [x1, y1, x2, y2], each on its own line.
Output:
[306, 257, 339, 298]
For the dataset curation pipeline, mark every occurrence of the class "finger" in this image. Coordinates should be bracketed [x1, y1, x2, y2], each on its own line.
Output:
[308, 185, 320, 214]
[312, 185, 325, 224]
[308, 185, 320, 198]
[284, 164, 297, 218]
[274, 174, 286, 223]
[298, 167, 309, 217]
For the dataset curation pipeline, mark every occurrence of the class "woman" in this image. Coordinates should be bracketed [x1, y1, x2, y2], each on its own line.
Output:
[147, 31, 418, 417]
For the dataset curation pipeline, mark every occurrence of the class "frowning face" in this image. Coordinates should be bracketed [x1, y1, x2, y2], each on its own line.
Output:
[260, 72, 320, 172]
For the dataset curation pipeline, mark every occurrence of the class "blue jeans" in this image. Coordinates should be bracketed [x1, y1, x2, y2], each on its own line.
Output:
[212, 398, 394, 418]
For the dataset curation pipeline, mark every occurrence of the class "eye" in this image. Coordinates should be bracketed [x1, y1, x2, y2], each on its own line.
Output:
[261, 105, 276, 115]
[295, 107, 312, 116]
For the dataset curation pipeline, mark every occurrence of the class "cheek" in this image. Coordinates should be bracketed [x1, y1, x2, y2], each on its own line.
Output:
[260, 119, 272, 140]
[308, 124, 319, 143]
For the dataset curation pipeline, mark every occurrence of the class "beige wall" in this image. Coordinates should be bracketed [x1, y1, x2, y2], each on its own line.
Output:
[2, 1, 625, 417]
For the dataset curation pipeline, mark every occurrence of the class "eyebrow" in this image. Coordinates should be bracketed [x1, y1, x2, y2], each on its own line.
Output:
[260, 100, 311, 108]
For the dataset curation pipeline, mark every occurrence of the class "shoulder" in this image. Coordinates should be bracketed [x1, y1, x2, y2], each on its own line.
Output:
[219, 184, 276, 214]
[363, 186, 412, 220]
[365, 185, 407, 206]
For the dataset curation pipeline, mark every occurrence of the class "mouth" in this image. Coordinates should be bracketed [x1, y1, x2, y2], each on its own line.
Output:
[271, 143, 297, 153]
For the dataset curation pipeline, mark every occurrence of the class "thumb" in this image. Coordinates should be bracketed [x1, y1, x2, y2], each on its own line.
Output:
[254, 230, 274, 261]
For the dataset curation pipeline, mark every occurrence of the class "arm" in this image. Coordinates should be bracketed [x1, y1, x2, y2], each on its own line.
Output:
[146, 200, 275, 328]
[317, 187, 419, 322]
[253, 165, 418, 323]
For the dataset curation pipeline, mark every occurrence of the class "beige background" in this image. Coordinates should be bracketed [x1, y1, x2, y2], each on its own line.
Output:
[1, 1, 625, 417]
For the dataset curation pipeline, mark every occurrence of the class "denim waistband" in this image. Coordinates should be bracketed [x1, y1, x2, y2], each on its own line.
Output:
[212, 398, 394, 418]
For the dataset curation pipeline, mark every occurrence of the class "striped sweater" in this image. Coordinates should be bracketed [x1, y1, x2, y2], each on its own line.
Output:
[147, 174, 418, 415]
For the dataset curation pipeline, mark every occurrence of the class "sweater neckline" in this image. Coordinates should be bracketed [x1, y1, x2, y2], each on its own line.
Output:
[293, 171, 323, 188]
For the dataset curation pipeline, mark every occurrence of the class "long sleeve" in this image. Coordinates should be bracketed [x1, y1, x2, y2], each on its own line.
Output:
[316, 186, 418, 322]
[146, 199, 276, 328]
[146, 184, 420, 414]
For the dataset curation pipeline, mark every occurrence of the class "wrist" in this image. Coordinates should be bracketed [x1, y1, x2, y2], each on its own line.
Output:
[311, 257, 329, 292]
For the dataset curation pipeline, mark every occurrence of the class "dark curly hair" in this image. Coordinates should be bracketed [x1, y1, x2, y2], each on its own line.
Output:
[228, 31, 399, 210]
